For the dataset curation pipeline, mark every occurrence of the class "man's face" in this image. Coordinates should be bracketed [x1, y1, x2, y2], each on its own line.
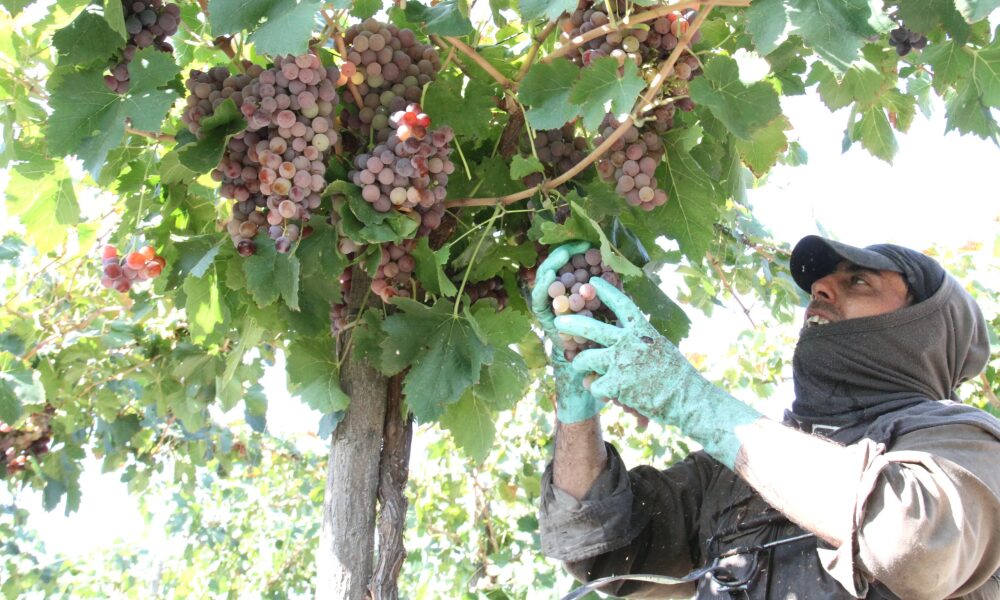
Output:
[804, 261, 911, 327]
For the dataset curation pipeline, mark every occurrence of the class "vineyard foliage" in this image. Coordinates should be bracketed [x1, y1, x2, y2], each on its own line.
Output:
[1, 0, 1000, 593]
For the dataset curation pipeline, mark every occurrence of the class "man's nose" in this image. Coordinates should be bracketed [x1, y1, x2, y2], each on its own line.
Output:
[811, 275, 836, 302]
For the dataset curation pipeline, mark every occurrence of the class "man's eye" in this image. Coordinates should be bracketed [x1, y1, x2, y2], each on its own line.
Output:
[851, 276, 868, 286]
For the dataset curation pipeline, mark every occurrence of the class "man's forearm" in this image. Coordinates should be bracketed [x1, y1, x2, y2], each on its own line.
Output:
[733, 418, 865, 547]
[553, 416, 608, 500]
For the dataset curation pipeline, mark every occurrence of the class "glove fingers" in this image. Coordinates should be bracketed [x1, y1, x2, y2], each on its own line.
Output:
[537, 241, 591, 275]
[589, 375, 619, 400]
[570, 348, 612, 374]
[589, 278, 646, 326]
[554, 315, 624, 347]
[530, 267, 558, 315]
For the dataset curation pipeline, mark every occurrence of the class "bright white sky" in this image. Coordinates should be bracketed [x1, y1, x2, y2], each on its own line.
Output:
[11, 70, 1000, 563]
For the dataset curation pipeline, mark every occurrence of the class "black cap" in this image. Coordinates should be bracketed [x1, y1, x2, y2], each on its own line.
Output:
[790, 235, 946, 303]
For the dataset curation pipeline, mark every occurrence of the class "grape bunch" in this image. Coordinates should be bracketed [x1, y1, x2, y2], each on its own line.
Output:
[339, 19, 441, 143]
[594, 114, 668, 211]
[105, 0, 181, 93]
[521, 123, 588, 188]
[546, 248, 622, 361]
[464, 277, 508, 309]
[99, 244, 166, 293]
[370, 240, 417, 302]
[562, 1, 701, 70]
[183, 54, 342, 255]
[1, 408, 53, 477]
[348, 104, 454, 233]
[888, 26, 928, 56]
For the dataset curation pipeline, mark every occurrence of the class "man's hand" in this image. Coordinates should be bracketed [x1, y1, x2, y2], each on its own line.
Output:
[554, 278, 762, 468]
[530, 242, 604, 424]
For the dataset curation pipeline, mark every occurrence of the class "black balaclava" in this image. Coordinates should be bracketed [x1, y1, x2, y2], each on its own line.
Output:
[786, 237, 993, 444]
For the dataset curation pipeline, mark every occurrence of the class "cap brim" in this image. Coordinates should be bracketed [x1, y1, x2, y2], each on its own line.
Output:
[790, 235, 903, 294]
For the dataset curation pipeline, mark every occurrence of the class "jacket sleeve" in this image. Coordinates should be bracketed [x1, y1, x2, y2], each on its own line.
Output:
[820, 424, 1000, 599]
[539, 443, 719, 598]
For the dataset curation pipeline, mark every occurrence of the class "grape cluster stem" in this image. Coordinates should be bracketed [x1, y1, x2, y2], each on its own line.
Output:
[436, 36, 513, 90]
[445, 1, 722, 209]
[517, 20, 560, 82]
[323, 11, 365, 107]
[193, 0, 237, 59]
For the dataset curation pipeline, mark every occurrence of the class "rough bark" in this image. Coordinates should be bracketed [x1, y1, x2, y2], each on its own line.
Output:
[369, 374, 413, 600]
[316, 267, 388, 600]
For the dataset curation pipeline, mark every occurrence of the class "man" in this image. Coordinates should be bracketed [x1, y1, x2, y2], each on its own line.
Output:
[532, 236, 1000, 599]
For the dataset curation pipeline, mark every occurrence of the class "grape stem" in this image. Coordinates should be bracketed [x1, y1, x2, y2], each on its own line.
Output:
[323, 10, 366, 108]
[453, 203, 503, 318]
[516, 20, 560, 82]
[542, 0, 748, 64]
[125, 125, 175, 141]
[193, 0, 237, 59]
[445, 1, 719, 209]
[705, 250, 757, 328]
[435, 36, 513, 90]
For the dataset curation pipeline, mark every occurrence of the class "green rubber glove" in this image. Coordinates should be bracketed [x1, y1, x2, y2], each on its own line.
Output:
[554, 278, 763, 468]
[530, 241, 604, 424]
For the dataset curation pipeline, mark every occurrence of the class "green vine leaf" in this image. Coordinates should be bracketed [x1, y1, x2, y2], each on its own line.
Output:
[689, 55, 782, 140]
[177, 98, 247, 173]
[286, 336, 350, 413]
[412, 237, 458, 297]
[404, 0, 474, 36]
[519, 59, 580, 130]
[569, 57, 645, 130]
[380, 299, 492, 421]
[52, 7, 123, 67]
[243, 240, 301, 310]
[655, 131, 725, 261]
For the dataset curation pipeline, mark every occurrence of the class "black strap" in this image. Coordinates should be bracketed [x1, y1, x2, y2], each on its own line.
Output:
[558, 533, 816, 600]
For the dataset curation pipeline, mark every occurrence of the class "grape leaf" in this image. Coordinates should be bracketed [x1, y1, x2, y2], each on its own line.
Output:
[380, 299, 492, 421]
[945, 78, 1000, 140]
[655, 131, 724, 261]
[413, 237, 458, 297]
[734, 116, 790, 176]
[440, 392, 496, 463]
[404, 0, 474, 36]
[48, 48, 179, 177]
[971, 42, 1000, 107]
[688, 56, 782, 140]
[518, 0, 576, 25]
[624, 271, 691, 344]
[52, 8, 123, 67]
[509, 154, 544, 180]
[468, 240, 537, 282]
[850, 107, 897, 162]
[745, 0, 891, 73]
[188, 242, 223, 278]
[177, 99, 247, 173]
[0, 0, 32, 17]
[569, 57, 645, 130]
[208, 0, 279, 34]
[248, 0, 322, 56]
[243, 240, 301, 310]
[158, 150, 199, 185]
[184, 271, 229, 344]
[924, 40, 974, 91]
[472, 298, 531, 346]
[353, 0, 380, 18]
[954, 0, 1000, 22]
[103, 0, 127, 40]
[5, 158, 78, 255]
[519, 59, 580, 130]
[0, 377, 22, 424]
[423, 73, 497, 140]
[286, 336, 350, 413]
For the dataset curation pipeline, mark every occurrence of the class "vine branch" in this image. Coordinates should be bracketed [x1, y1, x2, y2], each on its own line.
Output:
[126, 126, 176, 143]
[706, 251, 756, 328]
[980, 372, 1000, 411]
[516, 20, 559, 82]
[433, 36, 513, 90]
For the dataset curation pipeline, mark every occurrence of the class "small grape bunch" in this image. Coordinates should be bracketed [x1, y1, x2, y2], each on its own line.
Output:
[547, 248, 622, 361]
[331, 269, 353, 335]
[465, 277, 508, 310]
[99, 244, 166, 293]
[105, 0, 181, 94]
[594, 114, 669, 211]
[888, 26, 928, 56]
[370, 239, 417, 302]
